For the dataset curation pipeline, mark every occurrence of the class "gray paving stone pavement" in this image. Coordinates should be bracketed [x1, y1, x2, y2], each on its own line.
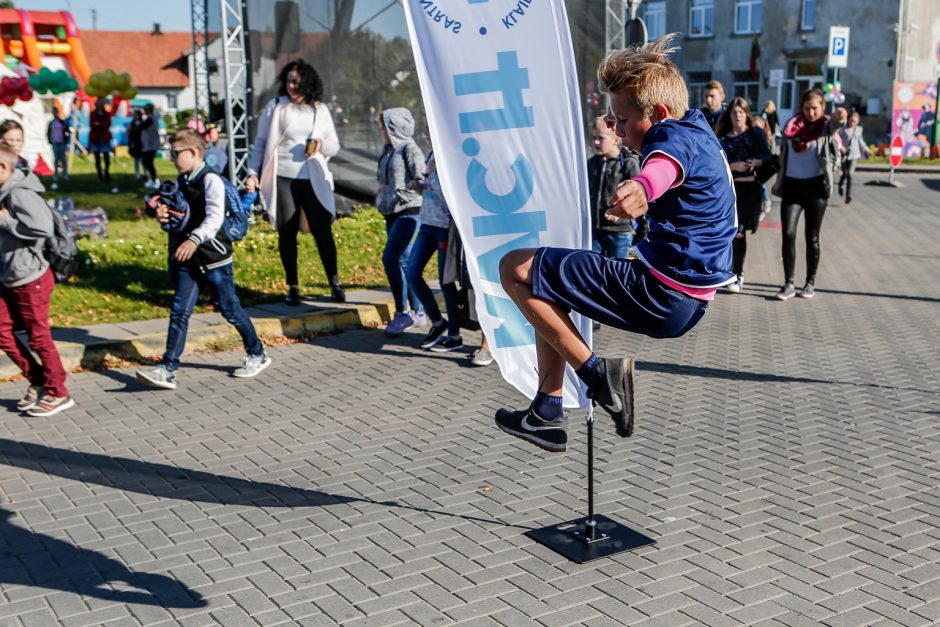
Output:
[0, 171, 938, 625]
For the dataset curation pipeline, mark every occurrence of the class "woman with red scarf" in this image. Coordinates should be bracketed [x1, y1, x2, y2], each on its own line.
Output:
[771, 88, 840, 301]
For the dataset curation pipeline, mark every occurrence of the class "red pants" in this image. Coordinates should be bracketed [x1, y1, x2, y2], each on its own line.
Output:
[0, 269, 68, 397]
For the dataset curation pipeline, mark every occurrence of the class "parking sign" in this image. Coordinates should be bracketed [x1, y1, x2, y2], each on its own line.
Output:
[828, 26, 850, 68]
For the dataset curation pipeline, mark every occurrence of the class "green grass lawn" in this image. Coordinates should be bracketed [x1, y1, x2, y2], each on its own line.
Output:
[45, 155, 390, 327]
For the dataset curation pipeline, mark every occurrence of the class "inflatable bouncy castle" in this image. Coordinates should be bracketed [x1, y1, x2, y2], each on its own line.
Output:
[0, 9, 91, 86]
[0, 9, 93, 174]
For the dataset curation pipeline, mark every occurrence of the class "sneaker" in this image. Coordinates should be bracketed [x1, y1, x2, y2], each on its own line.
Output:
[590, 357, 635, 438]
[385, 311, 414, 336]
[285, 286, 301, 306]
[429, 335, 463, 353]
[775, 284, 797, 301]
[420, 320, 448, 349]
[495, 407, 567, 453]
[727, 276, 743, 294]
[136, 364, 178, 390]
[410, 311, 428, 327]
[470, 346, 495, 366]
[845, 196, 852, 204]
[16, 385, 44, 412]
[26, 394, 76, 417]
[233, 353, 272, 378]
[799, 282, 815, 299]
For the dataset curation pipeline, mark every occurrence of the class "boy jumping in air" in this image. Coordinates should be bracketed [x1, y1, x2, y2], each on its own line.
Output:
[495, 35, 737, 453]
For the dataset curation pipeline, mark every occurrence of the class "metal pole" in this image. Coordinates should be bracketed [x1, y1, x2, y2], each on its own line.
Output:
[585, 408, 597, 542]
[932, 75, 939, 155]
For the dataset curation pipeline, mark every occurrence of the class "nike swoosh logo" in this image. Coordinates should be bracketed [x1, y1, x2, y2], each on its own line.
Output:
[522, 414, 563, 431]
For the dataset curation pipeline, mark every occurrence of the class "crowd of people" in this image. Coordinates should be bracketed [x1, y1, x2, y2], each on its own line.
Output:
[0, 49, 866, 421]
[699, 79, 865, 299]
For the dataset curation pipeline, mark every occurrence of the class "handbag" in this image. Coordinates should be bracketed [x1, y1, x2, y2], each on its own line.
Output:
[455, 286, 480, 331]
[755, 154, 780, 185]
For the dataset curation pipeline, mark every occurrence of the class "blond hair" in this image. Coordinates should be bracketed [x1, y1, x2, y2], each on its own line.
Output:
[592, 115, 617, 135]
[168, 128, 207, 154]
[597, 33, 689, 119]
[0, 141, 18, 168]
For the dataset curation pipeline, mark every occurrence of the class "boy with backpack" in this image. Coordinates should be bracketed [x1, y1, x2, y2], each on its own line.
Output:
[0, 143, 75, 417]
[136, 129, 269, 389]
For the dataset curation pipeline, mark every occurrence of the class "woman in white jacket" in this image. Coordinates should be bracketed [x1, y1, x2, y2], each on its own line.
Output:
[246, 59, 344, 304]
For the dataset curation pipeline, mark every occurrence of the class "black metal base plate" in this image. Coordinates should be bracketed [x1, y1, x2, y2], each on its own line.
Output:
[525, 514, 655, 563]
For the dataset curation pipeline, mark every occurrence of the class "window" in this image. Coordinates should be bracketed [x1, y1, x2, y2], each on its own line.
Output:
[644, 2, 666, 41]
[689, 0, 714, 38]
[735, 0, 762, 34]
[801, 0, 815, 31]
[167, 93, 178, 110]
[732, 71, 759, 110]
[687, 71, 712, 108]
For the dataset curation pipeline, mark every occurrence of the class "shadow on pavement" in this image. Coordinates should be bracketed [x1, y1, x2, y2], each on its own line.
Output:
[640, 361, 939, 395]
[746, 282, 940, 303]
[0, 509, 206, 608]
[0, 439, 533, 529]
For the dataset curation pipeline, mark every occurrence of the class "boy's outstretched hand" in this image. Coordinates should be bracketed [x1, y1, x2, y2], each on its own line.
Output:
[175, 240, 197, 262]
[607, 179, 648, 221]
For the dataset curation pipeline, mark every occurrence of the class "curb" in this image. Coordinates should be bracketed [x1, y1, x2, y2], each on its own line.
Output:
[1, 294, 400, 380]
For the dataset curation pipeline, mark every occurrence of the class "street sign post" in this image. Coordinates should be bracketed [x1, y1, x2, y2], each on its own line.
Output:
[888, 135, 903, 187]
[870, 136, 905, 188]
[828, 26, 850, 69]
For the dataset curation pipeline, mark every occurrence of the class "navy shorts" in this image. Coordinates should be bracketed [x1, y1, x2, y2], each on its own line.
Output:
[531, 247, 708, 339]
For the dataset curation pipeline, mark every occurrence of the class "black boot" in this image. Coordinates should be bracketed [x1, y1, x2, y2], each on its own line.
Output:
[329, 276, 345, 303]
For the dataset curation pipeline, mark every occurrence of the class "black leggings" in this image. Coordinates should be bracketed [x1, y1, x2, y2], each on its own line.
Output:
[781, 176, 828, 284]
[141, 151, 158, 181]
[93, 152, 110, 180]
[731, 180, 761, 276]
[276, 176, 339, 287]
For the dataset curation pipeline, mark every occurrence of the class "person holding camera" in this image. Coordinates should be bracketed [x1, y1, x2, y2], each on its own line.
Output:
[715, 97, 772, 294]
[246, 59, 344, 305]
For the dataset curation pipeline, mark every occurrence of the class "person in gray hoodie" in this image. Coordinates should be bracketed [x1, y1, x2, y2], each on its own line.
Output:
[376, 107, 426, 336]
[0, 143, 74, 417]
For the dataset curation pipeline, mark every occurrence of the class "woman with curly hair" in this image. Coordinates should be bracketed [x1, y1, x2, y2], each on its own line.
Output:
[247, 59, 345, 304]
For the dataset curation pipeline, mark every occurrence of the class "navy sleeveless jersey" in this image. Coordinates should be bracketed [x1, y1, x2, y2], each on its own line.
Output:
[635, 109, 737, 288]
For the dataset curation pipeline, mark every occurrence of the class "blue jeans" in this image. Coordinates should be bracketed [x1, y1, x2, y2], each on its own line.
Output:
[592, 230, 633, 259]
[406, 224, 460, 336]
[163, 262, 263, 371]
[383, 213, 421, 313]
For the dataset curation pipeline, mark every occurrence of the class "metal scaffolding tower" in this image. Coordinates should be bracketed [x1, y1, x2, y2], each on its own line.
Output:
[606, 0, 647, 51]
[605, 0, 628, 52]
[190, 0, 210, 122]
[219, 0, 251, 184]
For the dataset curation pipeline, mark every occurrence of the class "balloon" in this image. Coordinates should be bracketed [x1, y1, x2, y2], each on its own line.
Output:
[116, 73, 131, 90]
[124, 87, 138, 99]
[84, 85, 99, 98]
[21, 87, 32, 101]
[823, 93, 834, 103]
[834, 93, 846, 105]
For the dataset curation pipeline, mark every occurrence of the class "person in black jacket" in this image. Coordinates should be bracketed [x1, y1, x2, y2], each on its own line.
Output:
[587, 116, 640, 260]
[715, 97, 773, 293]
[135, 129, 270, 390]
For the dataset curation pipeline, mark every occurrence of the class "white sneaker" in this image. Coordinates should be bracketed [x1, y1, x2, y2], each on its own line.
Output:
[233, 354, 272, 378]
[470, 347, 494, 366]
[727, 276, 743, 293]
[136, 364, 178, 390]
[410, 310, 428, 327]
